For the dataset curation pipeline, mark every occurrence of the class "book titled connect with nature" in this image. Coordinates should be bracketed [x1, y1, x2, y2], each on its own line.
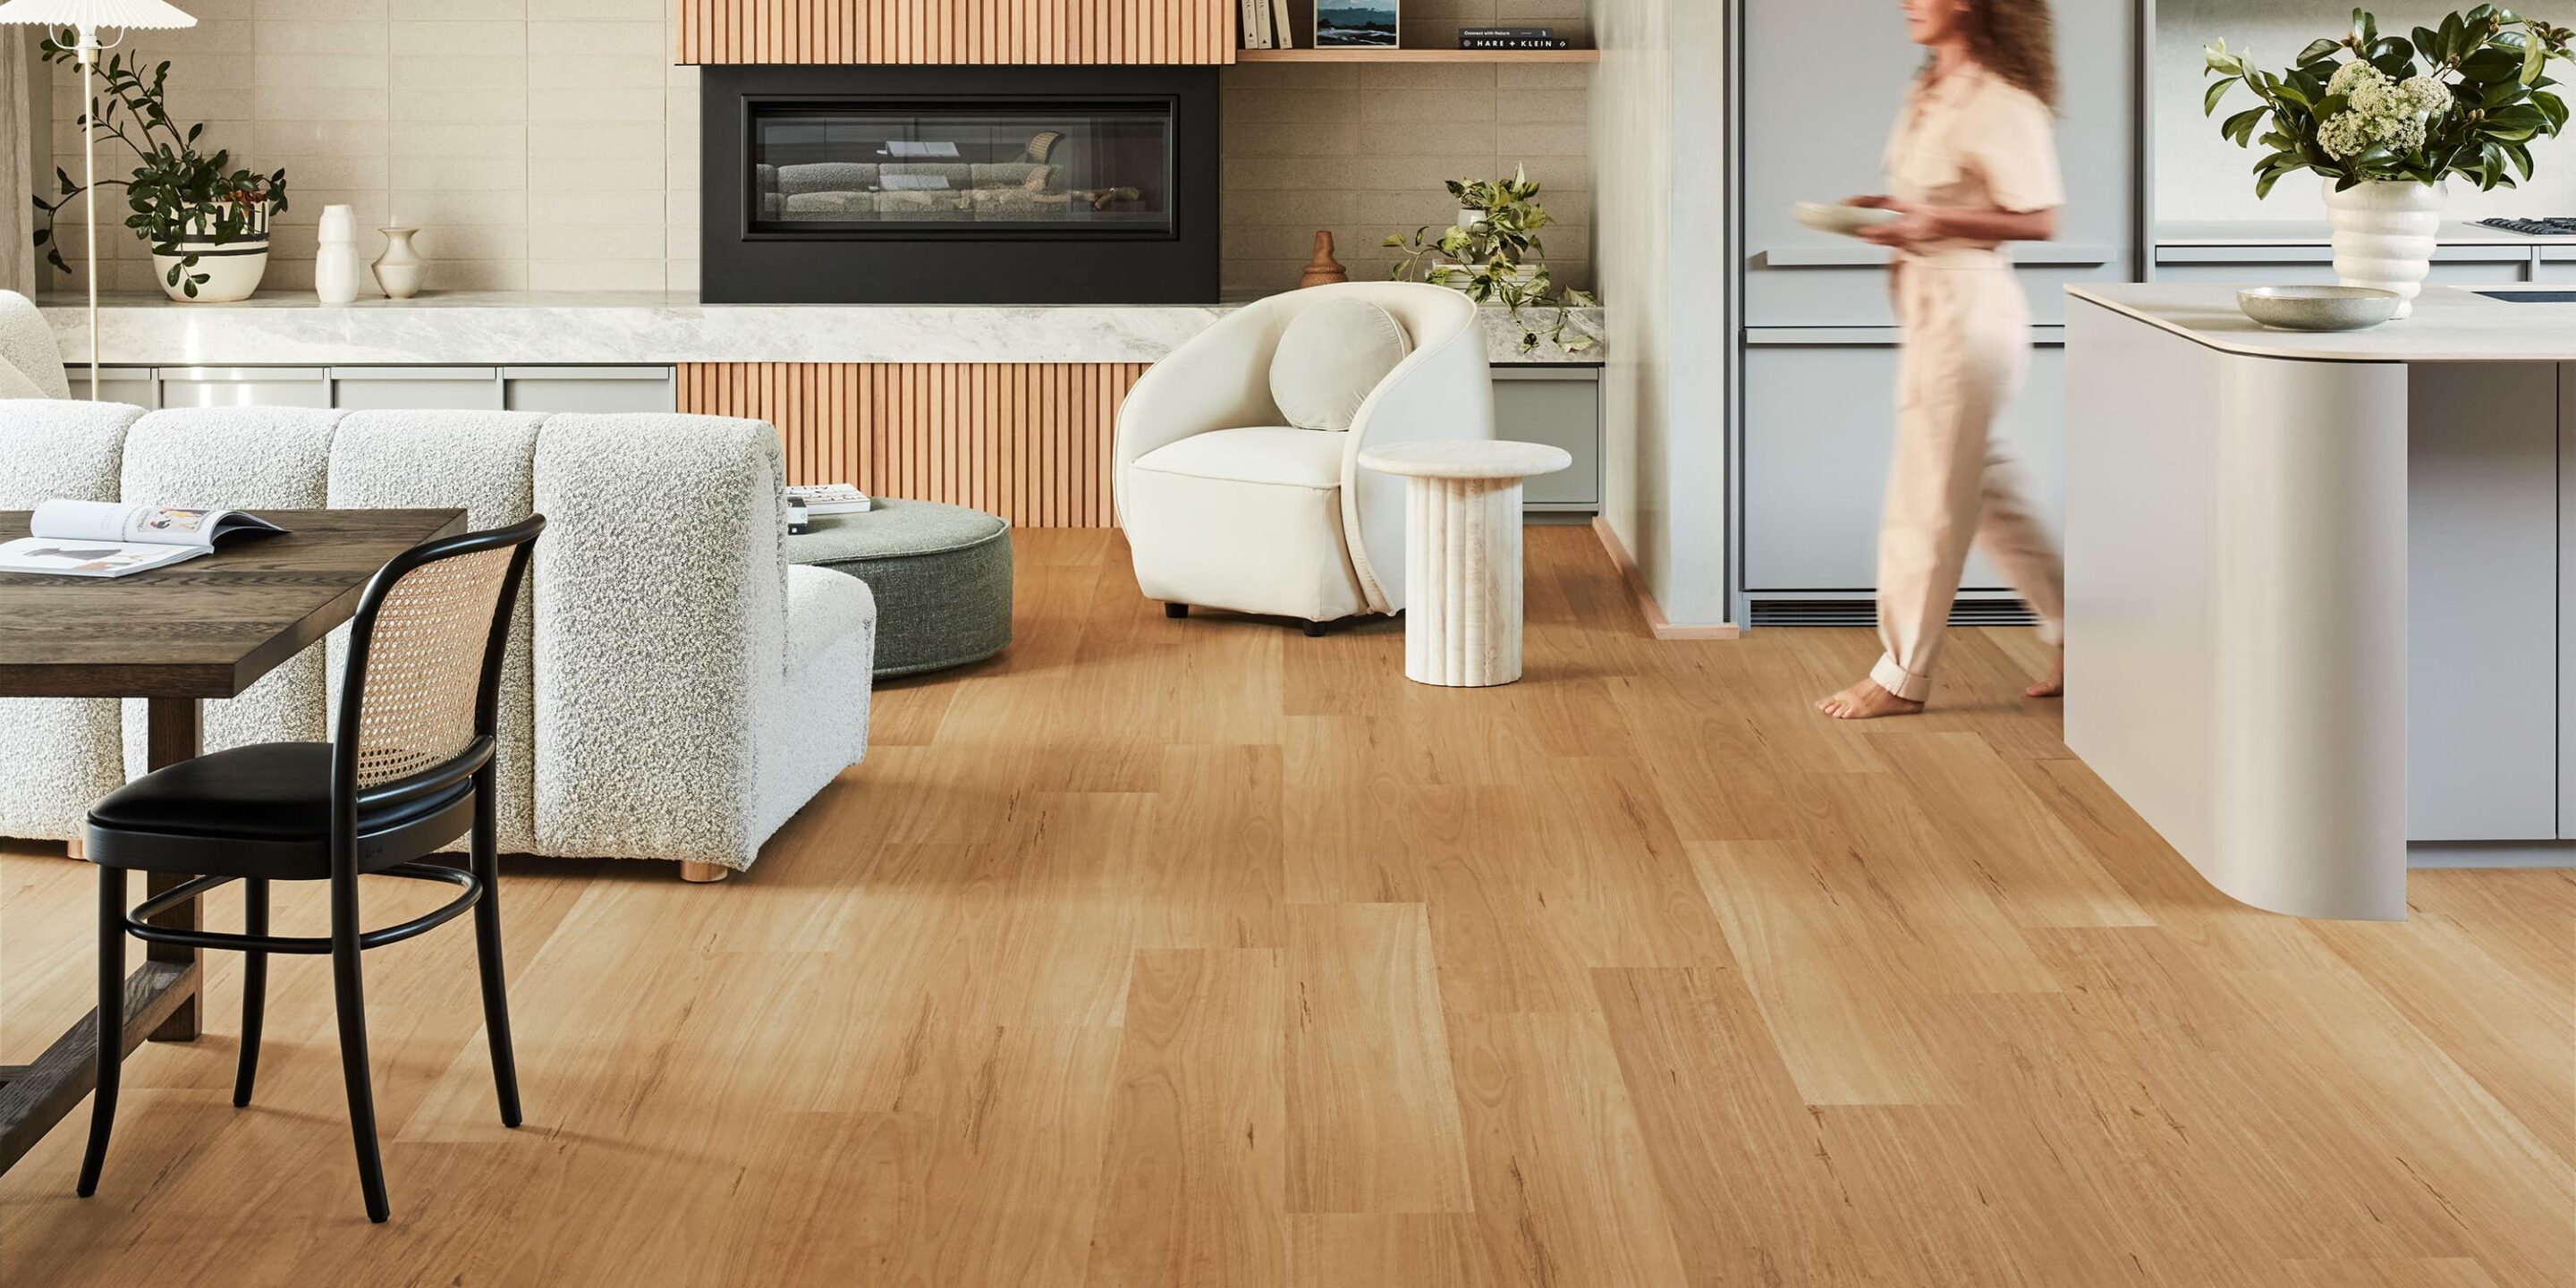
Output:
[0, 499, 285, 579]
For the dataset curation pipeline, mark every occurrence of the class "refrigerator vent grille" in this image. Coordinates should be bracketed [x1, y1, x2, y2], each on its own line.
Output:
[1746, 598, 2039, 630]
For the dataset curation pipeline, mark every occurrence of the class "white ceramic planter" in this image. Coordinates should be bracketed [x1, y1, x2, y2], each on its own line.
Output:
[2322, 178, 2444, 319]
[148, 203, 270, 303]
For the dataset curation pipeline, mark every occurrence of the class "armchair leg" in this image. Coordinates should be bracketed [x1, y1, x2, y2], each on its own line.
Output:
[1165, 602, 1189, 619]
[1302, 619, 1326, 638]
[679, 861, 733, 884]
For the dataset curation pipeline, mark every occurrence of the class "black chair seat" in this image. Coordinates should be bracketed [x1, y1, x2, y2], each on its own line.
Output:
[86, 741, 475, 880]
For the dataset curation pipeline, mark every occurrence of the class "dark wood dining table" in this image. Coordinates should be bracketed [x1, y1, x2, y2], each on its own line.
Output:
[0, 506, 464, 1175]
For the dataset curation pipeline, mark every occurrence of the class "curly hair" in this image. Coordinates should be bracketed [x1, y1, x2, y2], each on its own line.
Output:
[1962, 0, 2059, 110]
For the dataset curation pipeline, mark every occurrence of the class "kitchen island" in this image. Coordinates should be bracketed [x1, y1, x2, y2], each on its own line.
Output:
[2065, 283, 2575, 919]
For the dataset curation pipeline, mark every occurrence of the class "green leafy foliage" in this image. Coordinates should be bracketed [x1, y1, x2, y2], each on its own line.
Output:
[32, 31, 291, 298]
[1382, 165, 1598, 355]
[2203, 6, 2573, 195]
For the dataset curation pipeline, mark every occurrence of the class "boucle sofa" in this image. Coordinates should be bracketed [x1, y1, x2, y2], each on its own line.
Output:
[0, 402, 876, 878]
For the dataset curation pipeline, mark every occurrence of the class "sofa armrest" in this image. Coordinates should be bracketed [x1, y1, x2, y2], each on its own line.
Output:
[0, 399, 144, 506]
[531, 413, 788, 864]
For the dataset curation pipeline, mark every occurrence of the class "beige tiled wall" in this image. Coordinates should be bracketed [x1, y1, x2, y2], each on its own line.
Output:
[1218, 58, 1592, 300]
[45, 0, 698, 297]
[41, 0, 1589, 301]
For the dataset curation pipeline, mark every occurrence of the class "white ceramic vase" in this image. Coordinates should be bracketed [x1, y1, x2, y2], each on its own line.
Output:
[314, 204, 360, 304]
[149, 203, 269, 303]
[371, 226, 424, 300]
[2322, 178, 2444, 319]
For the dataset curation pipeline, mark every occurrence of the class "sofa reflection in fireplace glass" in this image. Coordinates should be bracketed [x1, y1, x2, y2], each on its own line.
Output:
[752, 106, 1174, 235]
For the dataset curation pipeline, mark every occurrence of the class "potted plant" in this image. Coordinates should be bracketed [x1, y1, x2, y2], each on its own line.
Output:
[32, 36, 290, 302]
[1385, 166, 1598, 354]
[2203, 5, 2572, 318]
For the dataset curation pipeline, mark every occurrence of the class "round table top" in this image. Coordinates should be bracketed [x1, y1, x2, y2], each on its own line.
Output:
[1357, 439, 1574, 479]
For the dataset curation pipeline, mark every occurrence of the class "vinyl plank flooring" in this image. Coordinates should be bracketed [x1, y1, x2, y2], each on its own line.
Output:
[4, 528, 2566, 1288]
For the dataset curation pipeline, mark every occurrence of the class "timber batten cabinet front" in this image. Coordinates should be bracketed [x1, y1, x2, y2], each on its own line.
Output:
[674, 0, 1241, 65]
[1732, 0, 2140, 625]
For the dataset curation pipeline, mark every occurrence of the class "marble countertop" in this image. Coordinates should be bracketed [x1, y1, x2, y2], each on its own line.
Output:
[2154, 219, 2576, 248]
[38, 291, 1606, 367]
[2068, 284, 2576, 362]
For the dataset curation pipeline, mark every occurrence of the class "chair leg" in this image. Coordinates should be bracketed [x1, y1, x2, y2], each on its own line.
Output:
[76, 865, 123, 1198]
[1165, 602, 1189, 619]
[328, 870, 391, 1224]
[1302, 619, 1326, 638]
[233, 877, 267, 1108]
[470, 769, 522, 1129]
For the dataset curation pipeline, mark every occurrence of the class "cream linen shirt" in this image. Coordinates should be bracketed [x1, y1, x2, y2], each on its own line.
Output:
[1883, 62, 2065, 252]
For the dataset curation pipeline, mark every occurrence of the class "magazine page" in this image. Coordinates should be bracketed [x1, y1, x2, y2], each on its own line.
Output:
[27, 499, 284, 549]
[0, 537, 207, 579]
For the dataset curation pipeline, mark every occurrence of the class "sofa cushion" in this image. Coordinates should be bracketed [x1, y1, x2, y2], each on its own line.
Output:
[1269, 298, 1411, 432]
[1132, 426, 1346, 490]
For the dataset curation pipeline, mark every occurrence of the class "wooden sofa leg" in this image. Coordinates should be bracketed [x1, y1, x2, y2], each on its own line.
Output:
[66, 837, 84, 860]
[678, 861, 732, 884]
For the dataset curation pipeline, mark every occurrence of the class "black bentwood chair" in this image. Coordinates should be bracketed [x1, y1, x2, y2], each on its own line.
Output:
[76, 514, 547, 1224]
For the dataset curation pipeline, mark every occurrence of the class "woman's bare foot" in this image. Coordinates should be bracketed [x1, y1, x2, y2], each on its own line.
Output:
[1816, 679, 1924, 720]
[2026, 647, 2064, 699]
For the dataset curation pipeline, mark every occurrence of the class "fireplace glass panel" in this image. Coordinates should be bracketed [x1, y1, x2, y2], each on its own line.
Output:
[750, 103, 1174, 235]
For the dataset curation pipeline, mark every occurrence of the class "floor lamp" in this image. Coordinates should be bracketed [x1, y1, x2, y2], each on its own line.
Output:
[0, 0, 195, 401]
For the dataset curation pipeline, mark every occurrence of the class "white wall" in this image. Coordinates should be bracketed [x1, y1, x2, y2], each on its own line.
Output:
[1589, 0, 1729, 627]
[2157, 0, 2576, 223]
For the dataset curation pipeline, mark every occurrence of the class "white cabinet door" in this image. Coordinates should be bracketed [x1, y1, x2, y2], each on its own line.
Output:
[1742, 335, 2064, 594]
[332, 367, 503, 411]
[1741, 0, 2135, 327]
[503, 367, 675, 413]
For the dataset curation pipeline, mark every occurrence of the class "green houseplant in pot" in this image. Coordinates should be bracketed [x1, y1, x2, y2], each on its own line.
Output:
[1385, 166, 1598, 354]
[32, 35, 289, 301]
[2203, 5, 2572, 318]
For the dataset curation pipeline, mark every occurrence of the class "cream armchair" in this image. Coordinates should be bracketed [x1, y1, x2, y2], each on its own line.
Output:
[1113, 283, 1493, 630]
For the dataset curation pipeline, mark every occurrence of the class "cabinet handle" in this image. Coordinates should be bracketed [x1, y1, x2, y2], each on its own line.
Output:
[1758, 245, 2118, 269]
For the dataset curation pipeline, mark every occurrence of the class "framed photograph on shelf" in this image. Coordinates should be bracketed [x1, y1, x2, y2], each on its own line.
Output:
[1315, 0, 1399, 47]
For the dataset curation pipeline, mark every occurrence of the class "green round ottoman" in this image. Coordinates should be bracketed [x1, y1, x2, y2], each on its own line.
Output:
[787, 499, 1013, 677]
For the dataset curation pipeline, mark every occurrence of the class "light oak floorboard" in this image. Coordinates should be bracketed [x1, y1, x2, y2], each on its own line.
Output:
[3, 528, 2567, 1286]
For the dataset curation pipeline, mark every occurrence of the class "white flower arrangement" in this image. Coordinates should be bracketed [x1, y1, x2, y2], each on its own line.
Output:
[2316, 63, 2450, 158]
[2205, 6, 2573, 196]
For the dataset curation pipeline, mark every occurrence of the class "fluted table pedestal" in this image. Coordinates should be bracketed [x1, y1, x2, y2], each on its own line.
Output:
[1358, 440, 1573, 688]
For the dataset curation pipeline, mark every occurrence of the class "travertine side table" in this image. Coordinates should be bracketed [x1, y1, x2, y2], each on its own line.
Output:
[1357, 439, 1572, 687]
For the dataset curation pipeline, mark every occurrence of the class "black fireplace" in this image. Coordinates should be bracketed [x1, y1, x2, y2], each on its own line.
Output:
[700, 65, 1219, 304]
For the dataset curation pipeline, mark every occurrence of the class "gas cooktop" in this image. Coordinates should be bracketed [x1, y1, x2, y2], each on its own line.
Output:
[2477, 216, 2576, 236]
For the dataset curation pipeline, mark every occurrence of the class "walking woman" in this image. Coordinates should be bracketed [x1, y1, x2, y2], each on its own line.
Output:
[1817, 0, 2067, 720]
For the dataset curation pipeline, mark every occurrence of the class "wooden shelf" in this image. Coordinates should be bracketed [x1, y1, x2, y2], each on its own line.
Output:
[1233, 47, 1599, 64]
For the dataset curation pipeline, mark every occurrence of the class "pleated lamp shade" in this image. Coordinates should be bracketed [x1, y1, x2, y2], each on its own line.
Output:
[0, 0, 196, 30]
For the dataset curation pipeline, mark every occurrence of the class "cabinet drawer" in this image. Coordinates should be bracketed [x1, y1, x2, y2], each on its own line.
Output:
[1741, 338, 2064, 594]
[504, 367, 677, 414]
[156, 367, 330, 409]
[332, 367, 503, 411]
[1494, 369, 1600, 509]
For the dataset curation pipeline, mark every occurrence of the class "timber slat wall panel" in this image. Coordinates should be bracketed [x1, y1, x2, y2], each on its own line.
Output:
[674, 0, 1234, 64]
[678, 362, 1148, 527]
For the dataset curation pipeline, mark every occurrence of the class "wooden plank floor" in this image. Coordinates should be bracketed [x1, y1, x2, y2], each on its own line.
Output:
[4, 527, 2569, 1286]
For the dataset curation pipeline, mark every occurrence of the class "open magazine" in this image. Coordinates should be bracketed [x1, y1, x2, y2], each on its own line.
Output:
[0, 499, 286, 579]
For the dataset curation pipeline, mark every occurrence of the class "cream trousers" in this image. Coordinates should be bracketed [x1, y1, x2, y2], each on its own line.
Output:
[1868, 255, 2064, 703]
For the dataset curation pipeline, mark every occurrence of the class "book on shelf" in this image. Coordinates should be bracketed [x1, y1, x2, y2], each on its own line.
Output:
[1241, 0, 1272, 48]
[1269, 0, 1294, 48]
[0, 499, 284, 579]
[1459, 26, 1555, 38]
[786, 484, 874, 516]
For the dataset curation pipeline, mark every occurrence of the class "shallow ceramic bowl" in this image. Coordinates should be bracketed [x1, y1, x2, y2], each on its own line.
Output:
[1792, 201, 1902, 239]
[2236, 285, 2402, 332]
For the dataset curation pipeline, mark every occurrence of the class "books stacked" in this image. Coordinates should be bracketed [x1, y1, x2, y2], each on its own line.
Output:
[1241, 0, 1295, 49]
[1459, 26, 1572, 50]
[788, 484, 873, 515]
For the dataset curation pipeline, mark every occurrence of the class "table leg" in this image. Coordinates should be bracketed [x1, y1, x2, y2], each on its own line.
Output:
[1404, 474, 1529, 688]
[142, 697, 201, 1042]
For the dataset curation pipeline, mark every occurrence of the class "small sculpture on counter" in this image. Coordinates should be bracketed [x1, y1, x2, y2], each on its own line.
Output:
[1299, 231, 1349, 289]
